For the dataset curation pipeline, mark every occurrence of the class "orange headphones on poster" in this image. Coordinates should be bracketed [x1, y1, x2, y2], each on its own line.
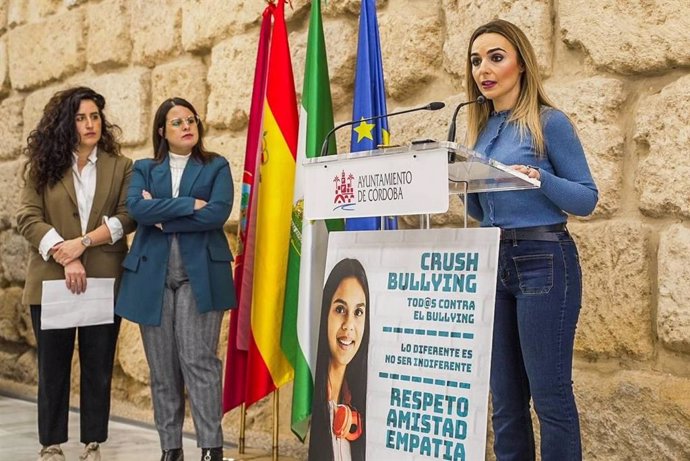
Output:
[329, 379, 362, 441]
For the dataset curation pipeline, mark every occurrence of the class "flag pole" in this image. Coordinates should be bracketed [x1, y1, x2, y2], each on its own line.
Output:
[239, 403, 246, 454]
[272, 389, 279, 460]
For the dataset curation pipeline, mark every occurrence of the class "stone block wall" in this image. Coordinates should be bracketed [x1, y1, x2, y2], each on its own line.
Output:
[0, 0, 688, 459]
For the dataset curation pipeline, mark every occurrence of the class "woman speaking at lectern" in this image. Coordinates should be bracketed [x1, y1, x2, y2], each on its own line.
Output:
[463, 19, 598, 461]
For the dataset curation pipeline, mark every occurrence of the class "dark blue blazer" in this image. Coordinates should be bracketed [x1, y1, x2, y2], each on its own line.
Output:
[115, 155, 236, 326]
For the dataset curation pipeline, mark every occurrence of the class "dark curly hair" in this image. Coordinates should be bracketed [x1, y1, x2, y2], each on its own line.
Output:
[152, 97, 216, 163]
[23, 86, 121, 192]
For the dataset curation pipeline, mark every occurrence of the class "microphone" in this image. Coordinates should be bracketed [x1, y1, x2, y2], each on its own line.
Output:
[446, 95, 486, 163]
[319, 101, 446, 157]
[446, 95, 486, 143]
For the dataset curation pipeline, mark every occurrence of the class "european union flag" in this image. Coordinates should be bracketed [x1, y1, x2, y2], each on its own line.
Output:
[346, 0, 397, 231]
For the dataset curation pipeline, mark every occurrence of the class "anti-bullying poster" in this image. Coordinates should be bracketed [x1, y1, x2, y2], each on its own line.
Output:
[308, 228, 500, 461]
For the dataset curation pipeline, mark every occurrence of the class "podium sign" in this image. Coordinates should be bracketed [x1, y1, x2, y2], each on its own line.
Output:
[303, 148, 449, 220]
[315, 229, 500, 461]
[303, 141, 539, 221]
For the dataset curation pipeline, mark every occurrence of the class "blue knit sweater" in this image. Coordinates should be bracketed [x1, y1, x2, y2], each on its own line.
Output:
[466, 108, 598, 228]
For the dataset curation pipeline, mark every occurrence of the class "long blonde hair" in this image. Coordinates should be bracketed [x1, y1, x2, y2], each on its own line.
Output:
[465, 20, 556, 156]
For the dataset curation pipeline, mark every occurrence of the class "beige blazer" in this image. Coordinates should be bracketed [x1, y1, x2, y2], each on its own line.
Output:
[16, 151, 136, 305]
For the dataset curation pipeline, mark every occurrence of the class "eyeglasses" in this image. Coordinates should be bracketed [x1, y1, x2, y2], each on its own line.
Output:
[168, 115, 200, 128]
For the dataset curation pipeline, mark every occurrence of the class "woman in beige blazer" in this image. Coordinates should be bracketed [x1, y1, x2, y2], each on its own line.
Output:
[16, 87, 135, 461]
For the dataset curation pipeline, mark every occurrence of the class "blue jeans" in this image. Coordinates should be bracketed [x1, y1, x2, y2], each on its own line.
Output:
[491, 233, 582, 461]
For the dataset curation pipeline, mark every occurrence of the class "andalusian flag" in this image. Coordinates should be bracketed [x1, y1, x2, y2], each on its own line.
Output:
[244, 0, 297, 405]
[346, 0, 397, 231]
[281, 0, 343, 440]
[222, 6, 272, 412]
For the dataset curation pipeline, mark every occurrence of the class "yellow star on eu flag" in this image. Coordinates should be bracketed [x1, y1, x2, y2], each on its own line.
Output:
[354, 118, 376, 143]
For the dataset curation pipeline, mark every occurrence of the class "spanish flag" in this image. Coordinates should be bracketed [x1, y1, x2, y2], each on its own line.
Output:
[245, 0, 297, 405]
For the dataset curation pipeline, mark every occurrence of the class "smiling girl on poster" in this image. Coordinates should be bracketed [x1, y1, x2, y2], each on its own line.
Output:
[309, 258, 371, 461]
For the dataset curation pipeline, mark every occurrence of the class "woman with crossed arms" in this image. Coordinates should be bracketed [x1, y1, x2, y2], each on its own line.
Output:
[116, 97, 235, 461]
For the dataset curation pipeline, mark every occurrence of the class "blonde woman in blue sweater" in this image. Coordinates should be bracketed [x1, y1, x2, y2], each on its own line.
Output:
[464, 20, 598, 461]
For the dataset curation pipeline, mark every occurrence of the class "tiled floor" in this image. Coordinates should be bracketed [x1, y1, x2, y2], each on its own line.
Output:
[0, 395, 297, 461]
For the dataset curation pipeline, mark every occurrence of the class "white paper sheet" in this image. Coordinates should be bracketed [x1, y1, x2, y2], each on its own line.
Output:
[40, 278, 115, 330]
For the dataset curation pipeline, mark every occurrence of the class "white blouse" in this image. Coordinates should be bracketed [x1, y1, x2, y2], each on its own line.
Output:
[38, 147, 124, 260]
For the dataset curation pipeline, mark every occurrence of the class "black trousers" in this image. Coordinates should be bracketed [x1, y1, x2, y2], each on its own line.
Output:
[30, 305, 120, 446]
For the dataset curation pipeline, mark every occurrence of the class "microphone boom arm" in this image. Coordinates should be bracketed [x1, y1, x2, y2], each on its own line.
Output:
[447, 95, 486, 163]
[319, 102, 445, 157]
